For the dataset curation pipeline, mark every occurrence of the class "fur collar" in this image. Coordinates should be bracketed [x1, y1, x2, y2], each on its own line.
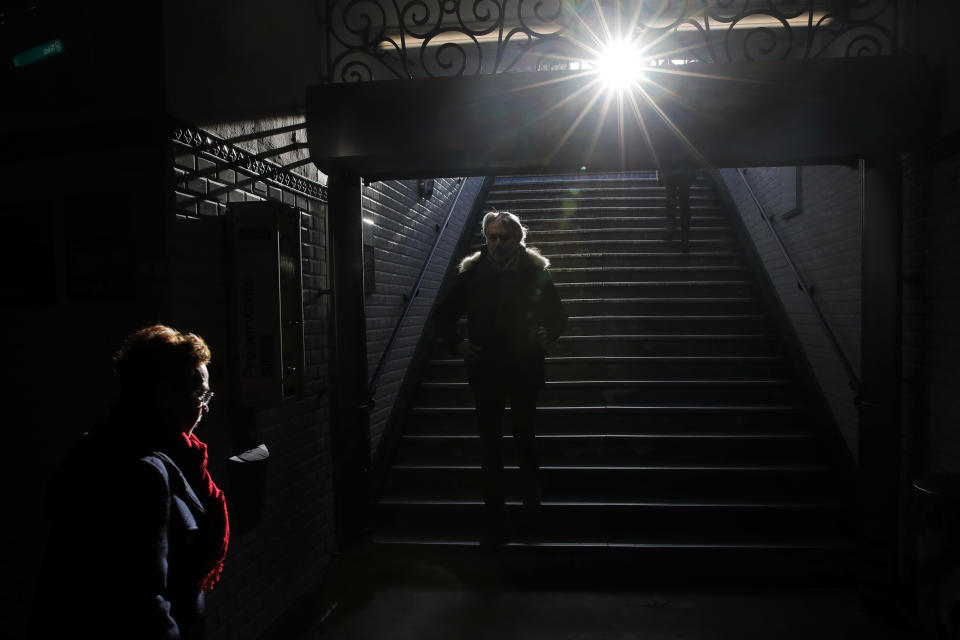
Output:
[458, 246, 549, 274]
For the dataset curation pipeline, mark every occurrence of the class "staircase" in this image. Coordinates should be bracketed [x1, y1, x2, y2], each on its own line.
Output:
[374, 172, 855, 583]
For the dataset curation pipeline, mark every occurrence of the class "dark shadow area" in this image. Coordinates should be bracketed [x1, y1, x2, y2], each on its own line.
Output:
[264, 538, 914, 640]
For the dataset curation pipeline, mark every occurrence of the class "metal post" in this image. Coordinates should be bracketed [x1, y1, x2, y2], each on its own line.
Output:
[858, 158, 904, 604]
[326, 172, 372, 546]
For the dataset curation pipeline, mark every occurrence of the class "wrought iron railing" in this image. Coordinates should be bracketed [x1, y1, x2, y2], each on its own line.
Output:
[321, 0, 901, 83]
[736, 168, 860, 392]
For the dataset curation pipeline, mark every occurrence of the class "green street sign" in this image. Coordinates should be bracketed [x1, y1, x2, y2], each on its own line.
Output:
[13, 39, 65, 69]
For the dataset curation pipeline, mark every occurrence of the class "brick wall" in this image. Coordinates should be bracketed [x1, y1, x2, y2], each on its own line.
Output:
[170, 121, 335, 640]
[362, 177, 486, 456]
[171, 124, 489, 635]
[903, 143, 960, 477]
[718, 166, 862, 458]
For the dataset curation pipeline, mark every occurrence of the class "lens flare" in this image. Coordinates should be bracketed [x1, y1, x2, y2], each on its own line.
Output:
[595, 39, 645, 91]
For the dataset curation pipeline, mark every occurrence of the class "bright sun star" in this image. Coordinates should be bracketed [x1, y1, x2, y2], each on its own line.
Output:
[595, 39, 645, 92]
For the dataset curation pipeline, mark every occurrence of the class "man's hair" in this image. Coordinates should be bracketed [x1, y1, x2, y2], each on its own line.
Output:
[114, 324, 211, 400]
[481, 210, 527, 246]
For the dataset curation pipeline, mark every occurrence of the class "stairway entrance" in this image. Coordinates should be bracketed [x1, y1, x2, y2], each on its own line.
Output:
[374, 171, 854, 581]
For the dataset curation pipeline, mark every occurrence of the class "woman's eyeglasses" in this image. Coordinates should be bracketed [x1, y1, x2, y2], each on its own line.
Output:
[199, 390, 215, 408]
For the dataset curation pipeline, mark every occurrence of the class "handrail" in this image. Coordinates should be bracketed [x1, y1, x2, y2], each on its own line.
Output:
[367, 178, 469, 403]
[736, 169, 861, 392]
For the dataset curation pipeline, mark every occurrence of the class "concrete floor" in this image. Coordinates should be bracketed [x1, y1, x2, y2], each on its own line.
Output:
[269, 543, 917, 640]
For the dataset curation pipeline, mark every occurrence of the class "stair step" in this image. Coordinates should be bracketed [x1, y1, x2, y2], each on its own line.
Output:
[547, 252, 745, 268]
[523, 216, 728, 229]
[487, 196, 719, 209]
[527, 227, 734, 242]
[514, 238, 738, 252]
[417, 378, 798, 405]
[555, 280, 755, 298]
[373, 537, 851, 550]
[550, 334, 781, 357]
[469, 239, 737, 256]
[487, 186, 711, 197]
[497, 206, 723, 219]
[383, 464, 840, 502]
[376, 499, 851, 542]
[406, 403, 810, 434]
[381, 497, 835, 507]
[424, 355, 793, 381]
[492, 173, 657, 186]
[489, 194, 719, 207]
[412, 404, 807, 414]
[394, 432, 819, 466]
[562, 297, 764, 315]
[431, 333, 782, 359]
[367, 539, 855, 584]
[564, 314, 770, 332]
[550, 267, 748, 283]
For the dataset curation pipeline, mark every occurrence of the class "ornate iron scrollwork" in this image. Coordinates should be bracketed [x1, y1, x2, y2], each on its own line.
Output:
[321, 0, 900, 82]
[324, 0, 570, 81]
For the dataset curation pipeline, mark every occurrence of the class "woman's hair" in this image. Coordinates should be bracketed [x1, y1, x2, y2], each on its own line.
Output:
[114, 324, 211, 400]
[481, 210, 527, 246]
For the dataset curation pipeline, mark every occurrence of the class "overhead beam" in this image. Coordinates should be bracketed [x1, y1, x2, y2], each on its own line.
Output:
[307, 57, 931, 179]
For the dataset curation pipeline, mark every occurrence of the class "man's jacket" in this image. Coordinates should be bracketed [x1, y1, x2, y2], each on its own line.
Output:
[435, 245, 567, 389]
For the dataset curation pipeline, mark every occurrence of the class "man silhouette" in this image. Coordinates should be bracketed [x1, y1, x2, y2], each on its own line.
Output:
[657, 167, 697, 248]
[434, 210, 567, 546]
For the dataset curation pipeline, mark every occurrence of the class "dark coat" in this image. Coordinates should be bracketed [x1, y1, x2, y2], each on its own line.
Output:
[32, 425, 213, 640]
[435, 245, 567, 389]
[656, 168, 697, 187]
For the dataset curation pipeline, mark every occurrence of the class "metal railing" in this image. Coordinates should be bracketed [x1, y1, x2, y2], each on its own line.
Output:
[736, 168, 861, 392]
[171, 119, 328, 212]
[366, 177, 470, 403]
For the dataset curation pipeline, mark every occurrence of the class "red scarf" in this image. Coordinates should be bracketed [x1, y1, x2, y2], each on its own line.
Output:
[179, 432, 230, 592]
